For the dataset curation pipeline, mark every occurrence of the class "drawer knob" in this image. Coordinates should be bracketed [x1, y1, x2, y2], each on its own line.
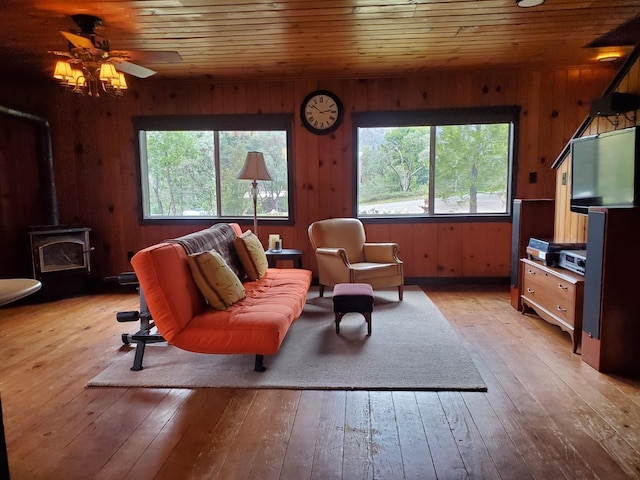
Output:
[556, 305, 567, 312]
[558, 284, 568, 290]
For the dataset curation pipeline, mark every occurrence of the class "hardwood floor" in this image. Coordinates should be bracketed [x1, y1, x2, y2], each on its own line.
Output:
[1, 285, 639, 479]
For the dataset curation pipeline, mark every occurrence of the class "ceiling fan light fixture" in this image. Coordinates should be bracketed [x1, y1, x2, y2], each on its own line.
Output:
[71, 68, 85, 87]
[111, 72, 128, 90]
[53, 61, 72, 81]
[50, 14, 174, 98]
[99, 63, 118, 82]
[597, 53, 621, 62]
[516, 0, 544, 7]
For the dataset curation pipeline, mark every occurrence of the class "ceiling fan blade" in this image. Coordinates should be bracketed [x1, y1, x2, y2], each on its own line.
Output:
[114, 50, 183, 64]
[49, 50, 74, 59]
[129, 50, 182, 64]
[60, 31, 94, 49]
[115, 61, 156, 78]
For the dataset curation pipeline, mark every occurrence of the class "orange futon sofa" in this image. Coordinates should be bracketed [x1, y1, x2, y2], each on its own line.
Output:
[129, 223, 312, 372]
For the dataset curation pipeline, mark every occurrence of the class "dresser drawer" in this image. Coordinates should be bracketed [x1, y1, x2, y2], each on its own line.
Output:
[522, 265, 577, 323]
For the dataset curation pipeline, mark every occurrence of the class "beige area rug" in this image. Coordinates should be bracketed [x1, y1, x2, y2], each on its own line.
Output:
[88, 286, 486, 391]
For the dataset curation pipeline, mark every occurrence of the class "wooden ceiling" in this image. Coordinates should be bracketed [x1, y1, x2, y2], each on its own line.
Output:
[1, 0, 639, 81]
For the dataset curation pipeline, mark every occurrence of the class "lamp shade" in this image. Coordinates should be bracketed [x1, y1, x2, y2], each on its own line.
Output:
[237, 151, 273, 181]
[112, 72, 128, 90]
[99, 63, 119, 82]
[53, 61, 73, 81]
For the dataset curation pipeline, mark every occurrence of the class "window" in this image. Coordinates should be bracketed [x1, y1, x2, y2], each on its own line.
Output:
[134, 114, 293, 222]
[354, 107, 519, 219]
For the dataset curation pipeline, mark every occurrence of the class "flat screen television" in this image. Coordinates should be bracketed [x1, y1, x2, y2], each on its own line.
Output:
[570, 126, 640, 215]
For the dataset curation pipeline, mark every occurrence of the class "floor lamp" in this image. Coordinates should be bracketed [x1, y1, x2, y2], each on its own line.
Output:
[237, 151, 273, 237]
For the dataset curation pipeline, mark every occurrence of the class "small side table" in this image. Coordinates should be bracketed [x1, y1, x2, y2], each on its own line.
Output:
[0, 277, 41, 479]
[0, 278, 42, 306]
[265, 249, 303, 268]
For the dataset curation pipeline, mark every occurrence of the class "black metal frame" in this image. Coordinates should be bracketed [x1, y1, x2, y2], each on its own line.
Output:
[115, 272, 165, 371]
[114, 272, 268, 372]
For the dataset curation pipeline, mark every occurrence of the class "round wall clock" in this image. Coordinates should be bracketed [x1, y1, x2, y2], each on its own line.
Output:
[300, 90, 344, 135]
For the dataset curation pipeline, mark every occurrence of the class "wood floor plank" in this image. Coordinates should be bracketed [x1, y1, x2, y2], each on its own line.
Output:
[47, 388, 174, 479]
[369, 391, 403, 479]
[463, 313, 599, 478]
[184, 389, 300, 480]
[247, 390, 300, 480]
[93, 388, 195, 480]
[427, 288, 598, 478]
[144, 388, 239, 480]
[460, 392, 535, 480]
[7, 388, 127, 479]
[2, 288, 640, 479]
[429, 286, 638, 479]
[280, 390, 324, 480]
[492, 301, 640, 477]
[487, 323, 633, 479]
[310, 391, 346, 480]
[414, 392, 467, 479]
[342, 391, 373, 480]
[208, 389, 274, 480]
[392, 391, 436, 480]
[438, 391, 501, 479]
[451, 323, 575, 479]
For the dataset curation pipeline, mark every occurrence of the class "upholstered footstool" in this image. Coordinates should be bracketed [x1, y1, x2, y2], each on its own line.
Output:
[332, 283, 374, 336]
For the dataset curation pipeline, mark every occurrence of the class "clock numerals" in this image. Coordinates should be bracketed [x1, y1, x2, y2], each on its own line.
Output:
[301, 90, 343, 135]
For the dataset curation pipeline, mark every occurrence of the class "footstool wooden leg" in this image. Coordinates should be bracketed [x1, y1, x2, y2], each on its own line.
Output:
[335, 312, 344, 334]
[364, 312, 371, 336]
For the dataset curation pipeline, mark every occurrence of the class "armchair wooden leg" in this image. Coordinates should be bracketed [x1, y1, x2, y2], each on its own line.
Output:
[398, 285, 403, 301]
[319, 284, 325, 297]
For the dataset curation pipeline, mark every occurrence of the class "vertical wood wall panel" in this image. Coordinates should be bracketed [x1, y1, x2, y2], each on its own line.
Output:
[554, 55, 640, 243]
[0, 65, 618, 281]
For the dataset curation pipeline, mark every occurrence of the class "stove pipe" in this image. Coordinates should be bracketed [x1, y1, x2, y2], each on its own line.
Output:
[0, 104, 59, 226]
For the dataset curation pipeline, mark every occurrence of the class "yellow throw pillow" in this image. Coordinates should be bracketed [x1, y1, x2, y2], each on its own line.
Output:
[187, 250, 246, 310]
[233, 230, 269, 281]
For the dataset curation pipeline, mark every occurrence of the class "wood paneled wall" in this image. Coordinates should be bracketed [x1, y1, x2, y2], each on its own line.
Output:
[554, 56, 640, 243]
[0, 66, 615, 282]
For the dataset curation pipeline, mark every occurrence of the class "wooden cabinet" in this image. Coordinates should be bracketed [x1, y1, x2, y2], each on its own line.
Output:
[520, 258, 584, 353]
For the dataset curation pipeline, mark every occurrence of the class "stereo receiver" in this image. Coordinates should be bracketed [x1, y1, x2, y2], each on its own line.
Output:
[559, 249, 587, 275]
[526, 238, 586, 266]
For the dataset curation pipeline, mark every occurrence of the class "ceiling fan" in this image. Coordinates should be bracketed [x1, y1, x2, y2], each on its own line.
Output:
[49, 14, 182, 96]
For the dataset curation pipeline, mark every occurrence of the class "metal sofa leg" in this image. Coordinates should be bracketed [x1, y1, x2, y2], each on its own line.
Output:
[131, 340, 147, 371]
[254, 354, 267, 372]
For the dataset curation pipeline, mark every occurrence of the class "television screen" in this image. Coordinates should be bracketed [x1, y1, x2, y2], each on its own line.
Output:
[570, 126, 639, 214]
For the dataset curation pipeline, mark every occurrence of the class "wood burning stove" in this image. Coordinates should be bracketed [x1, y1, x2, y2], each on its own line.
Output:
[27, 226, 92, 299]
[28, 226, 91, 277]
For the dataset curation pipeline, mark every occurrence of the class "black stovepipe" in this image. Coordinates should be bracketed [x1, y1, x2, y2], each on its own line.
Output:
[0, 104, 59, 226]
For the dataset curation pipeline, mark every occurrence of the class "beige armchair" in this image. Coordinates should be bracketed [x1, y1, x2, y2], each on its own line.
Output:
[308, 218, 404, 300]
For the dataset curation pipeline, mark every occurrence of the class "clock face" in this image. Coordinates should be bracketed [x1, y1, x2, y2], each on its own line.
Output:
[301, 90, 344, 135]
